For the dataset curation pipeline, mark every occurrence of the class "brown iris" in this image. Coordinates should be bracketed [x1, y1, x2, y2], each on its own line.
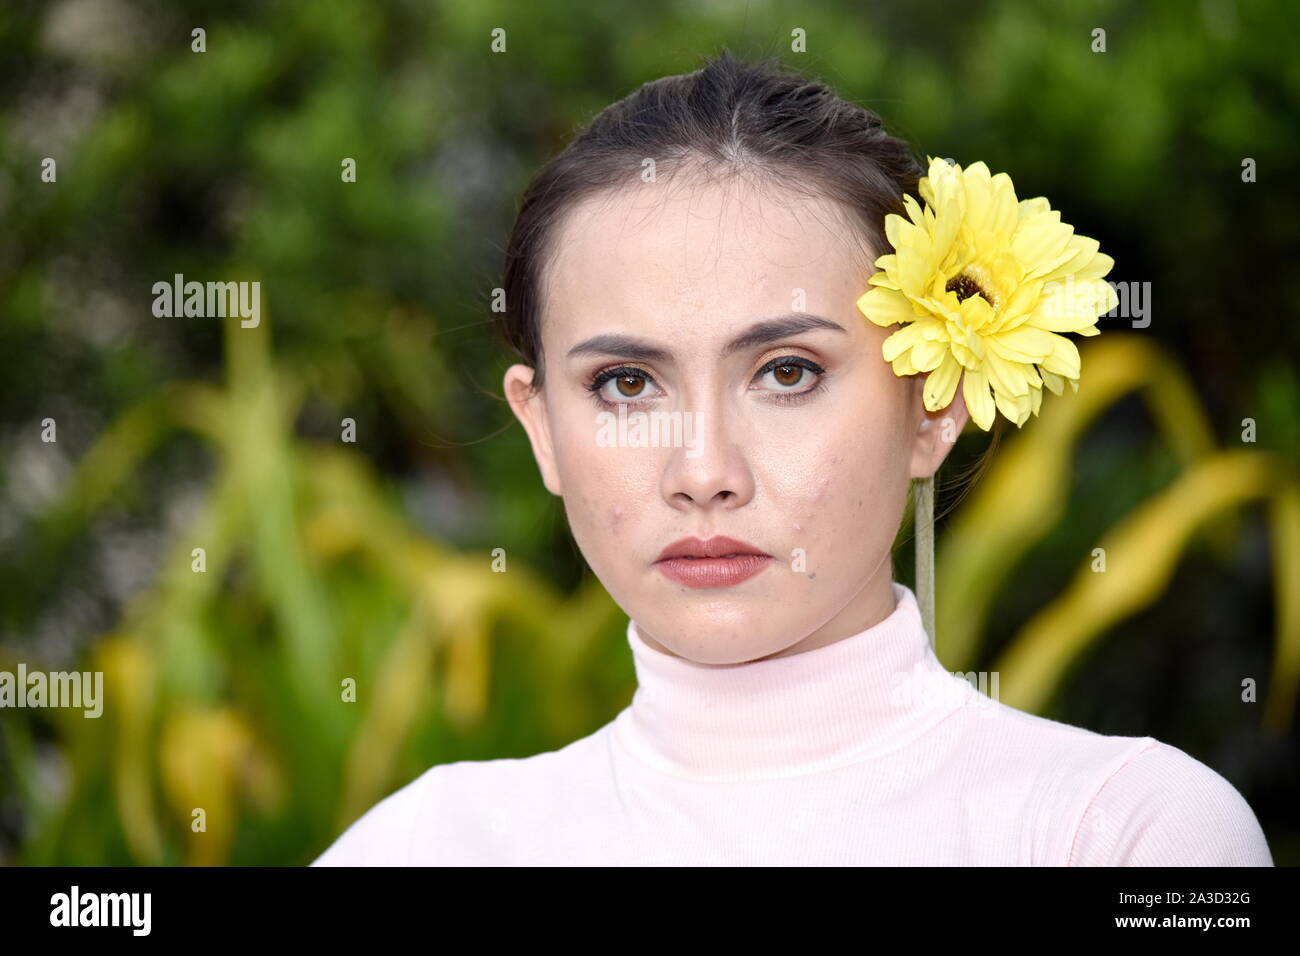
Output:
[614, 374, 645, 397]
[771, 364, 802, 387]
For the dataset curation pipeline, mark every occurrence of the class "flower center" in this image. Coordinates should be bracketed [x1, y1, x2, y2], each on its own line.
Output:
[945, 272, 986, 303]
[945, 262, 1002, 312]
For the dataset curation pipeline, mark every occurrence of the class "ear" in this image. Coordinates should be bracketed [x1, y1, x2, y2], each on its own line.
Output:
[908, 371, 970, 480]
[503, 364, 563, 496]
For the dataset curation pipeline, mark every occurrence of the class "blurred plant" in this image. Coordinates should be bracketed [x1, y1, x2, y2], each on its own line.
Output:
[937, 334, 1300, 730]
[3, 311, 625, 865]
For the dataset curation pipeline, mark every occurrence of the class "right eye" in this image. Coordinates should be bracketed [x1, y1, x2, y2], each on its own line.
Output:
[586, 366, 664, 406]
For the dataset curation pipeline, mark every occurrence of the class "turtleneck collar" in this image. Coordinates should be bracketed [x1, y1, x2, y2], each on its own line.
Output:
[611, 581, 977, 781]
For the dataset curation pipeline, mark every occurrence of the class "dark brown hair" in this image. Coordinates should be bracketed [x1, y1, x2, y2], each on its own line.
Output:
[497, 48, 924, 394]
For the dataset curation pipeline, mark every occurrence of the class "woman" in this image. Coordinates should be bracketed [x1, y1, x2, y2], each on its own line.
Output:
[314, 50, 1272, 866]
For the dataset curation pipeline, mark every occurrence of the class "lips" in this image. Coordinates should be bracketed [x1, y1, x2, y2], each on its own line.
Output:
[656, 536, 769, 561]
[654, 536, 773, 589]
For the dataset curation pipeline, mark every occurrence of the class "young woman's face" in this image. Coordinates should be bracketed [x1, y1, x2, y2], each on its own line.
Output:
[506, 173, 967, 663]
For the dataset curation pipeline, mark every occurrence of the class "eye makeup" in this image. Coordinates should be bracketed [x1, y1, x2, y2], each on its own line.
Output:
[582, 354, 830, 411]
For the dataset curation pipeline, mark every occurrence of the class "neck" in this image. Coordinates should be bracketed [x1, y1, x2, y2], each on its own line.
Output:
[613, 581, 974, 781]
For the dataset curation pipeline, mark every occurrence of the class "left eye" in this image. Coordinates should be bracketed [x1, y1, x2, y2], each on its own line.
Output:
[765, 363, 807, 388]
[755, 357, 823, 391]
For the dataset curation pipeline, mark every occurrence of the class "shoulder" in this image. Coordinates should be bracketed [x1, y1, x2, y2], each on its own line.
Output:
[928, 686, 1270, 865]
[310, 724, 615, 866]
[932, 679, 1162, 795]
[310, 761, 445, 866]
[1067, 739, 1272, 866]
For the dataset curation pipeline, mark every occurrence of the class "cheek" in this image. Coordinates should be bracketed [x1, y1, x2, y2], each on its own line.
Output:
[762, 414, 909, 555]
[772, 455, 859, 526]
[813, 470, 834, 505]
[608, 502, 626, 536]
[552, 418, 657, 546]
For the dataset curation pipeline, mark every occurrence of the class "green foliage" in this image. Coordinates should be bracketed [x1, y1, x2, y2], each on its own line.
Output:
[1, 0, 1295, 864]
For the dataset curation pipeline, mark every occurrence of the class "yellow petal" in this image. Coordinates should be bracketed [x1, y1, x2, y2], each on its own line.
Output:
[1012, 212, 1074, 271]
[1070, 248, 1114, 281]
[891, 353, 920, 376]
[881, 320, 927, 362]
[993, 384, 1032, 427]
[1018, 196, 1051, 220]
[910, 335, 948, 372]
[987, 173, 1020, 234]
[928, 195, 961, 265]
[1096, 279, 1120, 314]
[983, 347, 1030, 397]
[1039, 369, 1066, 396]
[959, 293, 997, 333]
[963, 163, 995, 233]
[896, 249, 935, 298]
[1033, 234, 1099, 282]
[1023, 240, 1087, 281]
[902, 193, 925, 226]
[994, 325, 1057, 361]
[856, 286, 913, 327]
[948, 333, 977, 367]
[1030, 279, 1107, 333]
[884, 211, 916, 253]
[1039, 334, 1081, 378]
[962, 365, 996, 431]
[923, 352, 961, 410]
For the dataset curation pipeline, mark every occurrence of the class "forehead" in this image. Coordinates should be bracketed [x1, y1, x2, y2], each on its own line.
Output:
[540, 173, 870, 343]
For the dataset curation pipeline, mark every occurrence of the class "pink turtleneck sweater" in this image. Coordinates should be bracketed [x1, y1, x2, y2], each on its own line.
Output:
[312, 582, 1272, 865]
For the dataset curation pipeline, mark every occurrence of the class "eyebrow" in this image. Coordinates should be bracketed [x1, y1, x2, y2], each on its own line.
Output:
[565, 313, 848, 363]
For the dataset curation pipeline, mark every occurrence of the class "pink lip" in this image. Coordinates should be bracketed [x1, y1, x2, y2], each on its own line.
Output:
[654, 536, 772, 589]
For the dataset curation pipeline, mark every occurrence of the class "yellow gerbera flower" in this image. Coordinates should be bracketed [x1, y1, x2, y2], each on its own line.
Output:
[856, 156, 1119, 431]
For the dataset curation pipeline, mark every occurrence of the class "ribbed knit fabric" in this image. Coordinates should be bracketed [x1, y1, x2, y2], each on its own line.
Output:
[311, 582, 1272, 866]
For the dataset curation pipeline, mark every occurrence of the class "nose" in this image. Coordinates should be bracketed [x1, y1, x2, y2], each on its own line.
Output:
[659, 390, 756, 511]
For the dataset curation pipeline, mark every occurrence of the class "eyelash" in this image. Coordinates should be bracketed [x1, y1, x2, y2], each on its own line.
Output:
[583, 355, 829, 410]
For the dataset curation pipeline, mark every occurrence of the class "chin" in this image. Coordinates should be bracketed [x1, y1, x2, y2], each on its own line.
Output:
[639, 600, 804, 664]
